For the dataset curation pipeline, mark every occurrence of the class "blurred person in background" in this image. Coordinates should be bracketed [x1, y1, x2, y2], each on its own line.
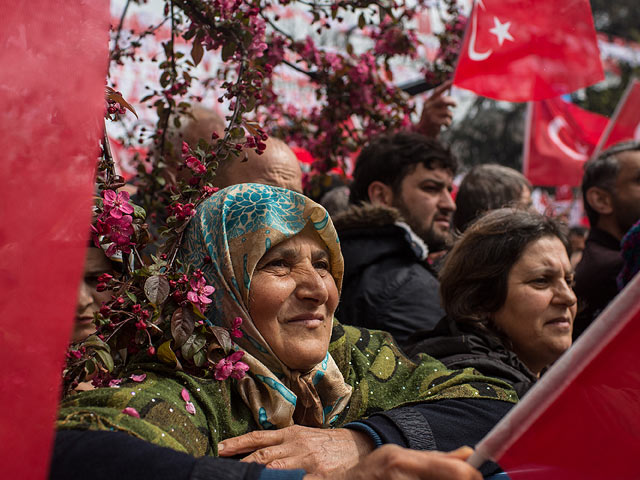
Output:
[573, 141, 640, 339]
[453, 164, 532, 234]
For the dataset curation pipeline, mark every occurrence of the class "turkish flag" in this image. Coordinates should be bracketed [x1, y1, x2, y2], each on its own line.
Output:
[469, 273, 640, 479]
[523, 97, 608, 186]
[453, 0, 604, 102]
[0, 1, 108, 478]
[601, 79, 640, 149]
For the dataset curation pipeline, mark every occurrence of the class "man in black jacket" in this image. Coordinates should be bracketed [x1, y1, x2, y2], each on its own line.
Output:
[573, 141, 640, 339]
[334, 132, 458, 347]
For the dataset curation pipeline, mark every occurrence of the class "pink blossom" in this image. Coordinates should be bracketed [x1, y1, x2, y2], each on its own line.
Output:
[181, 388, 191, 403]
[122, 407, 140, 418]
[231, 317, 243, 338]
[214, 357, 234, 381]
[185, 402, 196, 415]
[109, 378, 123, 387]
[103, 190, 134, 219]
[104, 215, 134, 256]
[228, 350, 244, 363]
[215, 350, 249, 381]
[230, 361, 249, 380]
[130, 373, 146, 382]
[187, 276, 215, 311]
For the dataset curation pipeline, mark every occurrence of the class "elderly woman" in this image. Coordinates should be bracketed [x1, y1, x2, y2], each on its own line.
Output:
[406, 209, 577, 397]
[54, 184, 516, 479]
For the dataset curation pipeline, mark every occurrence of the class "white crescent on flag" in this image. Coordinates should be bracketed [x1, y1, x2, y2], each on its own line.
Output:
[468, 0, 493, 61]
[468, 0, 516, 62]
[548, 116, 588, 161]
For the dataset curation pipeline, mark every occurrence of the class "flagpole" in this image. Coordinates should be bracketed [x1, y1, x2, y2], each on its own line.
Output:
[521, 101, 533, 179]
[591, 77, 637, 159]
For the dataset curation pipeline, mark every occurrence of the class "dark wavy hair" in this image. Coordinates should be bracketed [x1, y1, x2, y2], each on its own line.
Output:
[453, 164, 532, 233]
[440, 209, 569, 336]
[349, 131, 458, 205]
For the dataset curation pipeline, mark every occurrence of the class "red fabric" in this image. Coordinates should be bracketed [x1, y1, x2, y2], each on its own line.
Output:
[0, 1, 108, 478]
[495, 276, 640, 479]
[453, 0, 604, 102]
[524, 97, 608, 186]
[603, 79, 640, 148]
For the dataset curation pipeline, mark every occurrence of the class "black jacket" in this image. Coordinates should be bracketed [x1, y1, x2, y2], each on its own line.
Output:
[333, 204, 444, 349]
[573, 227, 623, 339]
[405, 316, 537, 398]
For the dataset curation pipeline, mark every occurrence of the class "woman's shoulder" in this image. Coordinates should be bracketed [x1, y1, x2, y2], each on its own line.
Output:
[58, 364, 255, 456]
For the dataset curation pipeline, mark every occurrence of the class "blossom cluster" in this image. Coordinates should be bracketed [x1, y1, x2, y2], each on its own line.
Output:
[92, 190, 136, 256]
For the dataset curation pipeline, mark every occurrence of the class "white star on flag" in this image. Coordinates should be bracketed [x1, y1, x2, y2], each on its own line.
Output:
[489, 17, 514, 46]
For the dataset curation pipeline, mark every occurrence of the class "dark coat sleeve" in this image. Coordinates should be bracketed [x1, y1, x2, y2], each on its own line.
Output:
[345, 398, 513, 476]
[49, 430, 303, 480]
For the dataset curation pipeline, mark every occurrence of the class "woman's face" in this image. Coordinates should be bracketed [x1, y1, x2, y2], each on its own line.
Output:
[492, 236, 577, 376]
[249, 228, 339, 372]
[74, 247, 113, 343]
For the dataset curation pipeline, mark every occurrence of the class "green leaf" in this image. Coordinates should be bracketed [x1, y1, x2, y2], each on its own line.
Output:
[160, 71, 171, 88]
[358, 13, 366, 29]
[171, 307, 195, 349]
[191, 39, 204, 66]
[230, 127, 245, 139]
[132, 204, 146, 220]
[83, 334, 110, 351]
[192, 303, 207, 320]
[84, 358, 97, 375]
[95, 349, 114, 372]
[221, 42, 236, 62]
[210, 326, 232, 352]
[193, 349, 207, 367]
[158, 340, 178, 367]
[181, 333, 206, 361]
[125, 291, 138, 304]
[144, 275, 170, 305]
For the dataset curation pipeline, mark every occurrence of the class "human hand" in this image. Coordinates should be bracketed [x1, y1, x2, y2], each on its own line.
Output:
[218, 425, 374, 474]
[305, 445, 482, 480]
[415, 80, 457, 138]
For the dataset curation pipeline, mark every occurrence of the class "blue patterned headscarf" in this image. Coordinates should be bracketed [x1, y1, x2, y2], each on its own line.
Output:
[179, 183, 351, 429]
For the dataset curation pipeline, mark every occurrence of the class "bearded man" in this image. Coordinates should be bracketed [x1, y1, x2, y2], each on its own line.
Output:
[334, 132, 458, 347]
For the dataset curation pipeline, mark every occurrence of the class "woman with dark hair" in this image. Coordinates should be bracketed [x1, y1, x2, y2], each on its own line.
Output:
[406, 209, 577, 397]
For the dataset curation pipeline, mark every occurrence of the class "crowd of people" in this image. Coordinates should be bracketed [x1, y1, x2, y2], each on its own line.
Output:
[53, 96, 640, 480]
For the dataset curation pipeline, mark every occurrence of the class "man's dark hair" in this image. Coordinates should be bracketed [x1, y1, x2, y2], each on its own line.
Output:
[440, 208, 569, 339]
[349, 132, 459, 205]
[453, 164, 532, 233]
[582, 141, 640, 226]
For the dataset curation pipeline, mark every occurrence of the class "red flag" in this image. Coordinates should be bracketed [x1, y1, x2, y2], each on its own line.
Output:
[469, 273, 640, 479]
[453, 0, 604, 102]
[600, 79, 640, 149]
[523, 97, 608, 186]
[0, 1, 108, 478]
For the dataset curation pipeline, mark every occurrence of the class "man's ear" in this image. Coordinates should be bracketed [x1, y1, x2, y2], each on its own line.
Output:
[585, 186, 613, 216]
[367, 181, 394, 207]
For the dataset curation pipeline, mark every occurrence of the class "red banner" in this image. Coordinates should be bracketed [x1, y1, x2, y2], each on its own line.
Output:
[523, 97, 608, 186]
[470, 273, 640, 478]
[0, 1, 108, 478]
[453, 0, 604, 102]
[602, 79, 640, 149]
